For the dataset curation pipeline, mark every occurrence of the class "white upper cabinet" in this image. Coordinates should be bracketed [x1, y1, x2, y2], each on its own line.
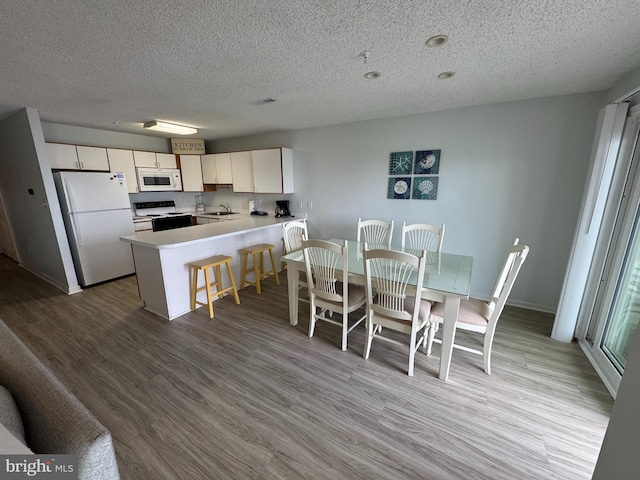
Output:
[75, 146, 110, 171]
[133, 151, 177, 168]
[46, 143, 110, 171]
[179, 155, 204, 192]
[230, 151, 254, 192]
[107, 148, 138, 193]
[47, 143, 79, 169]
[133, 150, 157, 168]
[156, 153, 177, 168]
[252, 148, 294, 193]
[202, 153, 233, 184]
[230, 148, 294, 193]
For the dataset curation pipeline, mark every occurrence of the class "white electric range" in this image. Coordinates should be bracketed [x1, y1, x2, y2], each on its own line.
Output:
[133, 201, 193, 232]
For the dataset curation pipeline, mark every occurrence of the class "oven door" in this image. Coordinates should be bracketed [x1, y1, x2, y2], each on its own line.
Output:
[137, 168, 182, 192]
[152, 215, 193, 232]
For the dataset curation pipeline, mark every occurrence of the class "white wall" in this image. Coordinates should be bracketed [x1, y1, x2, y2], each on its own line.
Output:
[41, 122, 171, 152]
[210, 93, 604, 311]
[0, 108, 79, 292]
[0, 185, 18, 260]
[606, 64, 640, 104]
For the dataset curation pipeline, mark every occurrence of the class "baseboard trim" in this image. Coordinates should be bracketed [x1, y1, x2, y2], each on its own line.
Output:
[19, 264, 82, 295]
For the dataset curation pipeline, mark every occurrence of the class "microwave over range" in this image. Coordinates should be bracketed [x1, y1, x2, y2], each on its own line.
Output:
[136, 167, 182, 192]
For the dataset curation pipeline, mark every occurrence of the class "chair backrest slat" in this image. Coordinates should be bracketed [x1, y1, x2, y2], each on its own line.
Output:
[302, 239, 348, 304]
[282, 220, 308, 254]
[357, 218, 394, 247]
[363, 246, 426, 323]
[401, 222, 445, 252]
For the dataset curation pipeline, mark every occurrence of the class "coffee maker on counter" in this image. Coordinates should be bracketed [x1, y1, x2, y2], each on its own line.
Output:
[275, 200, 293, 218]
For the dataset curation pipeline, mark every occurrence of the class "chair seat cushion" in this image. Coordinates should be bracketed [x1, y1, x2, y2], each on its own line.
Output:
[431, 298, 489, 326]
[403, 296, 432, 322]
[317, 282, 366, 308]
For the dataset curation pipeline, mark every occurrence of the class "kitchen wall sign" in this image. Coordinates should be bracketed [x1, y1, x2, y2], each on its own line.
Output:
[387, 149, 441, 200]
[171, 138, 206, 155]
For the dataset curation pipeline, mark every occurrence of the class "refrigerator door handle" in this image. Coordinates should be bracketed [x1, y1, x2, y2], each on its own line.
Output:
[63, 178, 78, 213]
[70, 214, 83, 247]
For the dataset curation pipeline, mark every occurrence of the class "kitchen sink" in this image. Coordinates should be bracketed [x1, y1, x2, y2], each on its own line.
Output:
[203, 212, 239, 216]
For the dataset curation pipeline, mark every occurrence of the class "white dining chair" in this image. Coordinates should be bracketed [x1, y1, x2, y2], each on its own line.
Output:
[302, 239, 367, 351]
[362, 245, 433, 376]
[401, 222, 445, 253]
[282, 219, 308, 266]
[357, 218, 394, 247]
[282, 219, 309, 301]
[426, 238, 529, 374]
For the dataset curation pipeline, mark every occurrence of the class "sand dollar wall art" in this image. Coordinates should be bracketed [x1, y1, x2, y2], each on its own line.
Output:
[388, 149, 440, 200]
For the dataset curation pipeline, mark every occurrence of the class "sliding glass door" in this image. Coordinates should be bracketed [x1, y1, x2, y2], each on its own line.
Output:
[578, 109, 640, 396]
[594, 208, 640, 373]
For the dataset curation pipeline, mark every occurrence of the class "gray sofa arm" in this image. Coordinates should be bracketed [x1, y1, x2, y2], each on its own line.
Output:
[0, 320, 120, 480]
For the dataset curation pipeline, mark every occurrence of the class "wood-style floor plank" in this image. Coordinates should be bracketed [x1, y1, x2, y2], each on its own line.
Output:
[0, 254, 613, 479]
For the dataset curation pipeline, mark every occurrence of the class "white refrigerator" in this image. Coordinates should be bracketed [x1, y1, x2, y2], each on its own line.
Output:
[54, 171, 135, 287]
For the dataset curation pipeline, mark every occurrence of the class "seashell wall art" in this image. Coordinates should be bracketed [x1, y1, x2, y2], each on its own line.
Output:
[388, 149, 440, 200]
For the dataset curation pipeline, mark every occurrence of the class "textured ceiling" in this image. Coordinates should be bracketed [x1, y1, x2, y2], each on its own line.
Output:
[1, 0, 639, 140]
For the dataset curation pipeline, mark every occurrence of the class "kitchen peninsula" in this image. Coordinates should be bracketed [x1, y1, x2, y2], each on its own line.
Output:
[121, 214, 289, 320]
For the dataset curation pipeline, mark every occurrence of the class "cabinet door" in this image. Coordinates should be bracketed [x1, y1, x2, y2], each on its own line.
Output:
[281, 147, 294, 193]
[156, 153, 177, 168]
[107, 148, 138, 193]
[180, 155, 203, 192]
[133, 150, 157, 167]
[47, 143, 79, 169]
[202, 153, 233, 184]
[231, 151, 254, 192]
[215, 153, 233, 183]
[201, 154, 218, 183]
[76, 146, 110, 171]
[252, 148, 283, 193]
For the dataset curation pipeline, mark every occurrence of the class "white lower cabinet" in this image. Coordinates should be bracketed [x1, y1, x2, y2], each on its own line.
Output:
[107, 148, 138, 193]
[179, 155, 204, 192]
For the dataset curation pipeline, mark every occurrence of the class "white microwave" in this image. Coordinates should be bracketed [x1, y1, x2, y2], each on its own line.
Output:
[136, 168, 182, 192]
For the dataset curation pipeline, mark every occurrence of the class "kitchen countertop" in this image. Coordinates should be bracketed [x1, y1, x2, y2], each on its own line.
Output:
[121, 213, 291, 249]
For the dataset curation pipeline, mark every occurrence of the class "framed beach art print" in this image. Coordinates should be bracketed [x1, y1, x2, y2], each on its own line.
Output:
[388, 149, 441, 200]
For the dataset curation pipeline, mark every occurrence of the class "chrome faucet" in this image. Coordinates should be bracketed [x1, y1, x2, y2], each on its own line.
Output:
[220, 203, 231, 213]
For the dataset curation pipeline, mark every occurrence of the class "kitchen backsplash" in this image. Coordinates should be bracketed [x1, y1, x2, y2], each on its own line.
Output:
[129, 191, 295, 214]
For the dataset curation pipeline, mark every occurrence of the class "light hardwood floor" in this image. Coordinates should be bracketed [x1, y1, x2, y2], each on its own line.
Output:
[0, 254, 612, 479]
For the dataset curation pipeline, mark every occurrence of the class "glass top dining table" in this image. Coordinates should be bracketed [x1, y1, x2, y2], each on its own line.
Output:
[281, 239, 473, 381]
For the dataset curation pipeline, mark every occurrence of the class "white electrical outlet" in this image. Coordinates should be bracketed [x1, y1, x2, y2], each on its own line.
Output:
[307, 201, 313, 209]
[297, 201, 303, 209]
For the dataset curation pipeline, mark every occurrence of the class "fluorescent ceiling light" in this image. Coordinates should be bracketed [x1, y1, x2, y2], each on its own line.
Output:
[143, 120, 197, 135]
